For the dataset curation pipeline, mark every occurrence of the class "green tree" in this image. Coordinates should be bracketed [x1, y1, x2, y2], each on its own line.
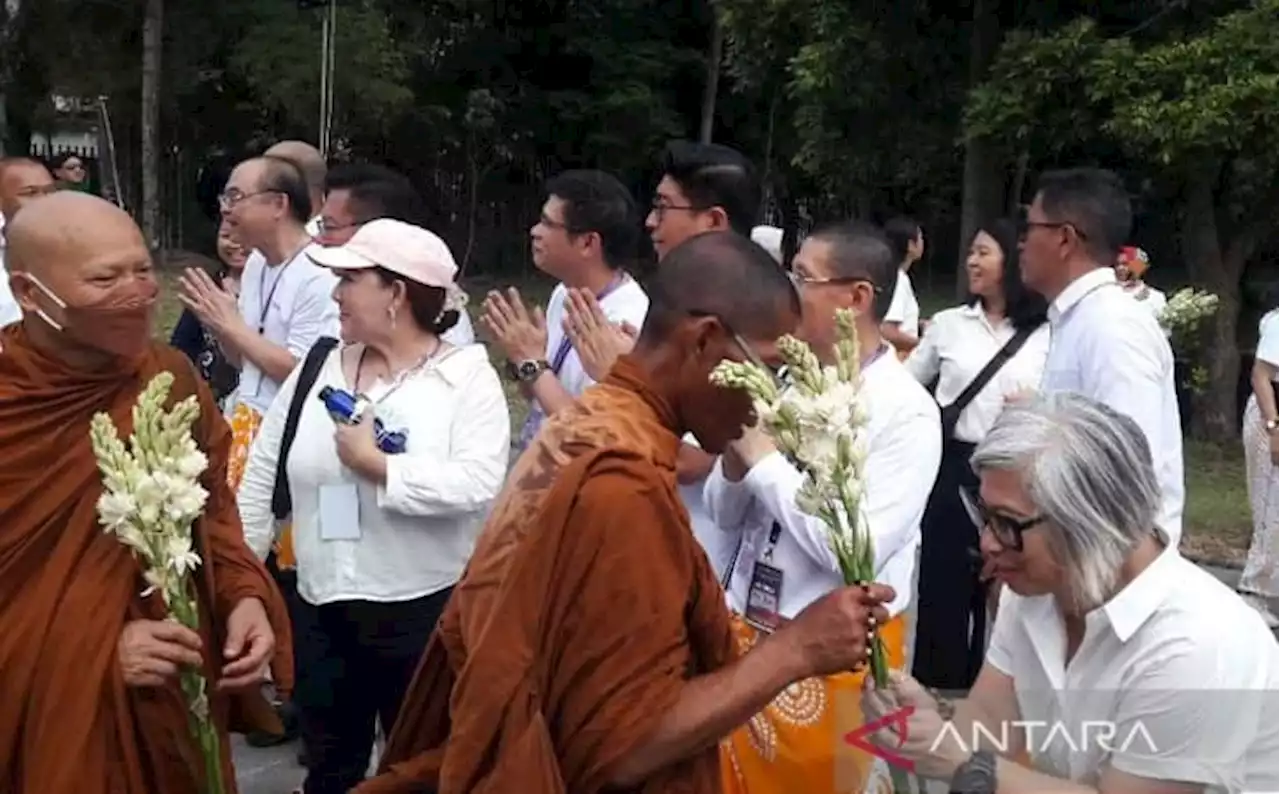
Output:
[966, 0, 1278, 440]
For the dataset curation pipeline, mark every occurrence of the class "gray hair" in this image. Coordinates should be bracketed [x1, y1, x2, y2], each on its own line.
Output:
[970, 392, 1160, 611]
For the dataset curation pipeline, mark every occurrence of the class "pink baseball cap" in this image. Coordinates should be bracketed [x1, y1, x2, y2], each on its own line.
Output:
[308, 218, 458, 288]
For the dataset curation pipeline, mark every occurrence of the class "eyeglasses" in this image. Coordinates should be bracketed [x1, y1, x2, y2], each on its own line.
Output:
[958, 486, 1044, 552]
[1017, 206, 1087, 242]
[218, 189, 281, 210]
[316, 218, 366, 235]
[649, 198, 706, 222]
[789, 271, 883, 293]
[688, 309, 786, 389]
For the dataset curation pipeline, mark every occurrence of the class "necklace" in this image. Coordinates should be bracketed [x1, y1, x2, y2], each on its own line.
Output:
[353, 339, 444, 402]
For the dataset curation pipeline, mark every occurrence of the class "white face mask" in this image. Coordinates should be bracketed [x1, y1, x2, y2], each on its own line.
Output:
[20, 272, 69, 332]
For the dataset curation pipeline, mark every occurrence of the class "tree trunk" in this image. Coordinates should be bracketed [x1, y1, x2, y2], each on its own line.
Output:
[1179, 161, 1247, 442]
[956, 0, 1004, 298]
[698, 5, 723, 144]
[140, 0, 163, 249]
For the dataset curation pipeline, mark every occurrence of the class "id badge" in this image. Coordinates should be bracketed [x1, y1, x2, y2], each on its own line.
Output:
[744, 561, 784, 633]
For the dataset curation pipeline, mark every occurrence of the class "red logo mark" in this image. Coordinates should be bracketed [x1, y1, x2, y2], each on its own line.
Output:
[843, 705, 915, 771]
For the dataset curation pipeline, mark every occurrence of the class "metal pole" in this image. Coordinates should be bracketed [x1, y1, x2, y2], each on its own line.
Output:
[322, 0, 337, 158]
[318, 9, 330, 156]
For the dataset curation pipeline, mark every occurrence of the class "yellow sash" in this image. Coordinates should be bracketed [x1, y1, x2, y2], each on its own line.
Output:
[720, 612, 908, 794]
[227, 403, 295, 570]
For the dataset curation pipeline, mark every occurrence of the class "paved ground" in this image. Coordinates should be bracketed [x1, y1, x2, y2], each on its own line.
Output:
[232, 735, 304, 794]
[232, 564, 1247, 794]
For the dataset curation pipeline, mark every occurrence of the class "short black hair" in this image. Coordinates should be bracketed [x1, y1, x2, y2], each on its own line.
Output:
[882, 216, 921, 266]
[640, 231, 800, 345]
[256, 155, 312, 223]
[324, 162, 425, 225]
[659, 141, 760, 236]
[1034, 167, 1131, 265]
[808, 220, 898, 322]
[966, 217, 1048, 331]
[545, 169, 639, 270]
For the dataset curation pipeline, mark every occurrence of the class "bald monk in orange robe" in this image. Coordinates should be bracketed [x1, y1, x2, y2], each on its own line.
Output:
[0, 192, 293, 793]
[356, 232, 896, 794]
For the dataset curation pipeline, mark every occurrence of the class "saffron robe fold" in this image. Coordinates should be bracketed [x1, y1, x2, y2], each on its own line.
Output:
[355, 357, 736, 794]
[0, 325, 293, 793]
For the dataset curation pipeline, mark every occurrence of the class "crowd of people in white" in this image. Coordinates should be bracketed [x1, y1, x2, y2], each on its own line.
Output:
[0, 138, 1276, 794]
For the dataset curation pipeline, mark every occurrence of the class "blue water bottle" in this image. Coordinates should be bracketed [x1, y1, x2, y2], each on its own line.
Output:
[318, 386, 408, 454]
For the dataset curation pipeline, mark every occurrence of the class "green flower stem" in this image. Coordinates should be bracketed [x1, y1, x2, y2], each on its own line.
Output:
[161, 545, 223, 794]
[831, 510, 889, 688]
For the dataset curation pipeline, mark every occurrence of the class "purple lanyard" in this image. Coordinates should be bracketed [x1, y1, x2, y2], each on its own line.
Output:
[548, 275, 627, 375]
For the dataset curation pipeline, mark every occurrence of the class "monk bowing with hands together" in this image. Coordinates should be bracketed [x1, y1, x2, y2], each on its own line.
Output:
[357, 232, 893, 794]
[0, 192, 292, 793]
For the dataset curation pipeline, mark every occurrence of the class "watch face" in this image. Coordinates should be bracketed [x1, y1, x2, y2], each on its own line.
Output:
[517, 361, 542, 380]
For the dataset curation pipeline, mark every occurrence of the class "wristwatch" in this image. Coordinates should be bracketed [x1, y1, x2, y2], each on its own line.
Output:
[1265, 418, 1279, 432]
[508, 359, 549, 383]
[950, 750, 997, 794]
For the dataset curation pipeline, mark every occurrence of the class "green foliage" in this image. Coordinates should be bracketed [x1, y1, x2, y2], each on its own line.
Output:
[965, 0, 1279, 169]
[229, 1, 415, 137]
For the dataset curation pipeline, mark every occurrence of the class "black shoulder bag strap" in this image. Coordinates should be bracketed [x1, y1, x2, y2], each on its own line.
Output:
[939, 326, 1035, 439]
[271, 336, 339, 520]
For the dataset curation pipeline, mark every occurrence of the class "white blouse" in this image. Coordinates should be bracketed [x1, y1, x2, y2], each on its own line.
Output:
[236, 343, 511, 606]
[905, 304, 1050, 444]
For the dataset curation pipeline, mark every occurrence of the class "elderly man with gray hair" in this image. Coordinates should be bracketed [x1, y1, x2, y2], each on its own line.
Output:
[862, 392, 1279, 794]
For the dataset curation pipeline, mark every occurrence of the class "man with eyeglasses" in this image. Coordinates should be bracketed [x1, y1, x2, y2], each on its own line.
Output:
[0, 157, 58, 327]
[1018, 167, 1184, 547]
[316, 162, 474, 347]
[481, 168, 650, 451]
[704, 220, 941, 794]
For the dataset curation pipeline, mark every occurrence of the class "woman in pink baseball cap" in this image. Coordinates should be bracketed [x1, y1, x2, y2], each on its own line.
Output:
[236, 218, 511, 793]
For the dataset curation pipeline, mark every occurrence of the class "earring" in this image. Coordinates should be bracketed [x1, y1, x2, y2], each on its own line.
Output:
[388, 305, 397, 329]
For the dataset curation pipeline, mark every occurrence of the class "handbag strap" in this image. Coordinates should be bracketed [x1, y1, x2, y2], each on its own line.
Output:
[271, 336, 339, 520]
[940, 325, 1036, 432]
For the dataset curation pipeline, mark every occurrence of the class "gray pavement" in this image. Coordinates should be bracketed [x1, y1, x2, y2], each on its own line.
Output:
[232, 735, 304, 794]
[231, 563, 1247, 794]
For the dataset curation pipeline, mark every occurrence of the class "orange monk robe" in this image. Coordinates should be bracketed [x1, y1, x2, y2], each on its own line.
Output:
[355, 358, 736, 794]
[0, 325, 293, 793]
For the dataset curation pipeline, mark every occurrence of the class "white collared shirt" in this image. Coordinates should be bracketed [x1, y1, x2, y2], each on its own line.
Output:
[230, 245, 340, 415]
[987, 548, 1279, 791]
[1041, 268, 1185, 546]
[236, 343, 511, 605]
[905, 304, 1051, 443]
[1256, 309, 1278, 367]
[0, 243, 20, 328]
[703, 351, 942, 618]
[884, 269, 920, 338]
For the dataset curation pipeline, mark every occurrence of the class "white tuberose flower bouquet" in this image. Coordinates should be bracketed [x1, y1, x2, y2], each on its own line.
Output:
[710, 309, 888, 686]
[90, 372, 224, 794]
[1158, 287, 1219, 338]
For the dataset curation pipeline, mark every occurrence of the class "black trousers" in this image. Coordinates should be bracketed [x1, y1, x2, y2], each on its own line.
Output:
[295, 587, 452, 794]
[911, 438, 988, 693]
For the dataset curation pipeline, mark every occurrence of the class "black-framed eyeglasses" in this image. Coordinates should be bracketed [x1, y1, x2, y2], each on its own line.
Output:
[649, 199, 707, 221]
[688, 309, 786, 389]
[1017, 206, 1087, 242]
[958, 486, 1044, 552]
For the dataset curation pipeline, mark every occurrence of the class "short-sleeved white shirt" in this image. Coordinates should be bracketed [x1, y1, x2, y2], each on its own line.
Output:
[541, 277, 649, 398]
[884, 269, 920, 339]
[987, 548, 1280, 792]
[1256, 309, 1279, 367]
[230, 245, 340, 415]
